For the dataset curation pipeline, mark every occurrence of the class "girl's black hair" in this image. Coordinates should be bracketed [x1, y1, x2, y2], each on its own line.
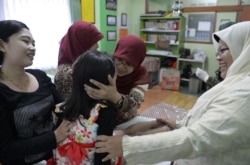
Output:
[0, 20, 29, 65]
[63, 50, 115, 120]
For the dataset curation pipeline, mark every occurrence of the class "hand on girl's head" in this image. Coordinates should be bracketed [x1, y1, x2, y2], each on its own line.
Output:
[84, 74, 120, 103]
[108, 74, 116, 86]
[83, 80, 107, 100]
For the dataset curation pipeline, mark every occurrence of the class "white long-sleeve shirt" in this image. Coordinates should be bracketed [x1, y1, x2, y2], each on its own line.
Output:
[122, 74, 250, 165]
[122, 21, 250, 165]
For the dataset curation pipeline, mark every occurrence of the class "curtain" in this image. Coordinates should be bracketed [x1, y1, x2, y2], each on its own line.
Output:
[3, 0, 72, 69]
[70, 0, 81, 22]
[0, 0, 4, 20]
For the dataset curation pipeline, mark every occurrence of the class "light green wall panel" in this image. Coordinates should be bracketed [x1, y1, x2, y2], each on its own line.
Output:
[217, 0, 238, 6]
[183, 0, 216, 7]
[98, 0, 117, 55]
[117, 0, 145, 36]
[94, 0, 102, 51]
[117, 0, 131, 33]
[147, 0, 170, 12]
[131, 0, 146, 35]
[215, 12, 237, 31]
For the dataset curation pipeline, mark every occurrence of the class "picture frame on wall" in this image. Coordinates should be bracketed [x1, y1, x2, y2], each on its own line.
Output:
[121, 13, 127, 26]
[107, 31, 116, 41]
[106, 0, 117, 10]
[107, 15, 116, 26]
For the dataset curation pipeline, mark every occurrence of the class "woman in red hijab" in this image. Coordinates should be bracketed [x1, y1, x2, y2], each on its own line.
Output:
[84, 35, 150, 124]
[54, 21, 103, 98]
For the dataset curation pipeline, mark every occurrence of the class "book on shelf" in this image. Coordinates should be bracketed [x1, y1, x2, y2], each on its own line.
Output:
[144, 20, 180, 30]
[143, 34, 178, 45]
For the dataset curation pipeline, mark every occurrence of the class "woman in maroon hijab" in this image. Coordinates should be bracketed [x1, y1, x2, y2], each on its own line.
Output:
[84, 35, 150, 124]
[54, 21, 103, 98]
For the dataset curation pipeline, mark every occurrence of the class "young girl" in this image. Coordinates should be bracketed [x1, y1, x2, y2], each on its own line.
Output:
[52, 50, 117, 165]
[84, 35, 150, 125]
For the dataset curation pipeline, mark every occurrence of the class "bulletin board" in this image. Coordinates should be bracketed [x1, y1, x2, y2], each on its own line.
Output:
[185, 13, 216, 43]
[81, 0, 95, 23]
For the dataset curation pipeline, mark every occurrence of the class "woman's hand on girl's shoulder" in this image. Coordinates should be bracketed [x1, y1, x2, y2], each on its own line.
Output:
[54, 102, 64, 113]
[54, 120, 75, 144]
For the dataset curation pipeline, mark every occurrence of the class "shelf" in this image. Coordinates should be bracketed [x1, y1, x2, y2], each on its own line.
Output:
[144, 41, 155, 44]
[140, 14, 163, 17]
[181, 78, 190, 82]
[146, 50, 178, 58]
[178, 58, 205, 63]
[144, 41, 179, 46]
[141, 28, 180, 33]
[140, 16, 183, 20]
[178, 56, 206, 93]
[147, 53, 178, 58]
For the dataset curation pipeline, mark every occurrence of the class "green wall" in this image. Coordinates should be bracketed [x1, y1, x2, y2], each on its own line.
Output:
[96, 0, 117, 55]
[117, 0, 132, 34]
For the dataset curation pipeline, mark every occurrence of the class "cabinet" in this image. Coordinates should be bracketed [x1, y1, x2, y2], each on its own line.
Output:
[177, 58, 206, 81]
[177, 57, 206, 92]
[139, 16, 186, 88]
[139, 16, 186, 60]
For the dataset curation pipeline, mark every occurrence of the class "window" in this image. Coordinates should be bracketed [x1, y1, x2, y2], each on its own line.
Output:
[2, 0, 72, 70]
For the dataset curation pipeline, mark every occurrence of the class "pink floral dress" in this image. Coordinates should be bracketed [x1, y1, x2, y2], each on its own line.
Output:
[51, 103, 106, 165]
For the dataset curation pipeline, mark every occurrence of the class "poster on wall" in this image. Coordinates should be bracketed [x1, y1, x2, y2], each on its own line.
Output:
[106, 0, 117, 10]
[81, 0, 95, 23]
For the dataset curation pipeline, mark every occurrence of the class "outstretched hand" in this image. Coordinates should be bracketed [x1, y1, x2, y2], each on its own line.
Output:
[156, 118, 177, 130]
[95, 135, 123, 162]
[84, 75, 121, 103]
